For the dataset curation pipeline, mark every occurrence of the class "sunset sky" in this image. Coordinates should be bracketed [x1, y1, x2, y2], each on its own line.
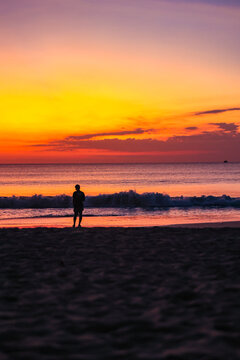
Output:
[0, 0, 240, 163]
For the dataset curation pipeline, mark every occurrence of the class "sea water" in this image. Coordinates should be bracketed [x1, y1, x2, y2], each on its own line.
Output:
[0, 163, 239, 227]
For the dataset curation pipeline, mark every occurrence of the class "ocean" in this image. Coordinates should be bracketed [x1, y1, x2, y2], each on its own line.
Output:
[0, 163, 239, 227]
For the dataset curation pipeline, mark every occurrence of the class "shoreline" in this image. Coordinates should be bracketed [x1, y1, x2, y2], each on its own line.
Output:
[0, 219, 240, 229]
[170, 220, 240, 228]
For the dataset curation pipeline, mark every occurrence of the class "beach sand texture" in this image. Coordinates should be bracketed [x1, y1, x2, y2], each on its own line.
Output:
[0, 227, 239, 360]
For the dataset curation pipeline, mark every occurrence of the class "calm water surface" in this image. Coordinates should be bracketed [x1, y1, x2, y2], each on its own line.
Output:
[0, 163, 240, 196]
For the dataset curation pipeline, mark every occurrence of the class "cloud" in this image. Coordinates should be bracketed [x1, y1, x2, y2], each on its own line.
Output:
[185, 126, 198, 131]
[65, 128, 152, 141]
[210, 122, 239, 132]
[194, 107, 240, 116]
[33, 132, 240, 162]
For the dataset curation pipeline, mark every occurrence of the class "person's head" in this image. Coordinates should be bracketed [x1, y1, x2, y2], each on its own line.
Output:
[75, 184, 80, 191]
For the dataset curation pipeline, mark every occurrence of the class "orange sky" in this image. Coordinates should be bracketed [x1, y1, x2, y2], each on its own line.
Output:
[0, 0, 240, 162]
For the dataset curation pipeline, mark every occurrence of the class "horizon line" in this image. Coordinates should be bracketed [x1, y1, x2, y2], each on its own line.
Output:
[0, 161, 238, 165]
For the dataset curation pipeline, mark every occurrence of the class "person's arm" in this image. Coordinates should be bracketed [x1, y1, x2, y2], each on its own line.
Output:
[82, 192, 85, 202]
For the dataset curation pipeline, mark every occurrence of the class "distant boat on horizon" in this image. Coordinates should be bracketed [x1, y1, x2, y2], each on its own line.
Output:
[224, 160, 228, 163]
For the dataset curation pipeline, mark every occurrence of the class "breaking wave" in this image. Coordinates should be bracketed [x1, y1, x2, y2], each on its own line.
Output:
[0, 191, 240, 209]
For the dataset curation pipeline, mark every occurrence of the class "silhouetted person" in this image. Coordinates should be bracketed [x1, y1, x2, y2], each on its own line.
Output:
[73, 184, 85, 228]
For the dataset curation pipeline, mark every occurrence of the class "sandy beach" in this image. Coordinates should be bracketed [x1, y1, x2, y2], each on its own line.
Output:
[0, 226, 239, 359]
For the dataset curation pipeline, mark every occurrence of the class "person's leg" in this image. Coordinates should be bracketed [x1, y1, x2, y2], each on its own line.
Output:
[73, 210, 77, 227]
[78, 210, 83, 227]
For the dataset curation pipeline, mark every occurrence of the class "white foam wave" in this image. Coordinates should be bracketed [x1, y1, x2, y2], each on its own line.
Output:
[0, 191, 240, 209]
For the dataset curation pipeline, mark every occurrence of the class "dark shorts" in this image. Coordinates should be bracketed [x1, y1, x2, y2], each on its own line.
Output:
[74, 206, 83, 214]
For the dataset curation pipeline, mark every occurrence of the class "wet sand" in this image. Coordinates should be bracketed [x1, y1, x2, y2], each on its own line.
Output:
[171, 221, 240, 228]
[0, 227, 240, 359]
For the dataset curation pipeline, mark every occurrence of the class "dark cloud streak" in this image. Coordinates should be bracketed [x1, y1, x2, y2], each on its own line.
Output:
[185, 127, 198, 131]
[65, 128, 152, 141]
[195, 107, 240, 116]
